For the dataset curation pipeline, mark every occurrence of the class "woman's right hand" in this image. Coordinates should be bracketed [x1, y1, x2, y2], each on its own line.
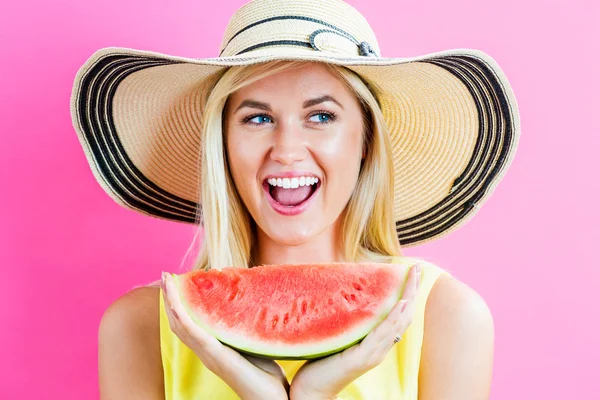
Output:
[161, 272, 289, 400]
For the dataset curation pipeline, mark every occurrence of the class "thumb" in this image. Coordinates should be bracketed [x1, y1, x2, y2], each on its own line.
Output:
[242, 354, 289, 391]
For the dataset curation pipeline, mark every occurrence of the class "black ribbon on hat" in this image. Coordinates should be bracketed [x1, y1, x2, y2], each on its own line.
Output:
[224, 16, 379, 57]
[358, 41, 377, 57]
[309, 28, 379, 57]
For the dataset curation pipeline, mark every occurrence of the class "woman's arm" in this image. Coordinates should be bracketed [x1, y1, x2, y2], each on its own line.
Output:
[98, 287, 164, 399]
[419, 274, 495, 399]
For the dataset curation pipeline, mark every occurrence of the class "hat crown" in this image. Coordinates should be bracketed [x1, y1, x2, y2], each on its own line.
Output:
[219, 0, 381, 58]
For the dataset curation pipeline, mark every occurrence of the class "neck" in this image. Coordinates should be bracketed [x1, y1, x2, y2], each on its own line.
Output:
[253, 220, 345, 266]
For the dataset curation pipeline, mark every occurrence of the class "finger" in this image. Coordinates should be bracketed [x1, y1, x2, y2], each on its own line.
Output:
[399, 264, 421, 302]
[359, 264, 419, 347]
[349, 305, 413, 371]
[242, 354, 290, 390]
[348, 267, 421, 371]
[212, 345, 290, 397]
[164, 273, 220, 347]
[161, 273, 207, 348]
[161, 274, 287, 396]
[358, 298, 411, 351]
[160, 272, 177, 323]
[161, 273, 189, 340]
[243, 354, 281, 375]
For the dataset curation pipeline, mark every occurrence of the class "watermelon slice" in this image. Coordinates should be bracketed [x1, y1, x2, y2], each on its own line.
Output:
[171, 261, 412, 360]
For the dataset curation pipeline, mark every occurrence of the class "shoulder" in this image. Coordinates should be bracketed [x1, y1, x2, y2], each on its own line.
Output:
[425, 273, 494, 328]
[99, 286, 164, 399]
[418, 273, 494, 399]
[100, 286, 161, 338]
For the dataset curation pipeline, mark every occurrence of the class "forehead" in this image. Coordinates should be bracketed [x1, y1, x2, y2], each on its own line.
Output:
[228, 62, 353, 104]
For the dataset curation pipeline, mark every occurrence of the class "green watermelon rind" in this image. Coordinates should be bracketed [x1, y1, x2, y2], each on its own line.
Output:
[172, 259, 418, 360]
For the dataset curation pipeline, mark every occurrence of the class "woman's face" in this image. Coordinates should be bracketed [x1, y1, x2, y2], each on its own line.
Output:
[224, 63, 365, 247]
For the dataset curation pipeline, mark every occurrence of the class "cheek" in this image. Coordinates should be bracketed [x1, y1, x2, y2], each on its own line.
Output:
[317, 125, 364, 176]
[226, 134, 263, 199]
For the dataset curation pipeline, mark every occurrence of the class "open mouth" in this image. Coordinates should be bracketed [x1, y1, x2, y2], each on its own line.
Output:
[262, 177, 321, 216]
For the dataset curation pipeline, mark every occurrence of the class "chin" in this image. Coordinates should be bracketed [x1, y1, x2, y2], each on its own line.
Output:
[263, 223, 322, 247]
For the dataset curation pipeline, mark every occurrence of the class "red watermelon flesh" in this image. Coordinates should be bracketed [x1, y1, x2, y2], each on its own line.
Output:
[172, 262, 411, 360]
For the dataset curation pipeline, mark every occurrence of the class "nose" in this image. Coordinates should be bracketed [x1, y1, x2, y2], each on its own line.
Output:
[269, 120, 308, 165]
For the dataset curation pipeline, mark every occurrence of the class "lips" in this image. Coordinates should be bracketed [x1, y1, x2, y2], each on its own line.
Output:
[262, 180, 321, 216]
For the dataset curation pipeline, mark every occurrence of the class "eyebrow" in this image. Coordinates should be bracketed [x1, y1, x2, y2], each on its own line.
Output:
[234, 99, 272, 113]
[303, 95, 344, 110]
[234, 95, 344, 113]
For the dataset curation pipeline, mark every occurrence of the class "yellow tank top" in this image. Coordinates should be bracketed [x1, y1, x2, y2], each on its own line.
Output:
[158, 257, 449, 399]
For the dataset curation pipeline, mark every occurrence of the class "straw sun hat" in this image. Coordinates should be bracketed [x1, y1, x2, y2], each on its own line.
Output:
[70, 0, 520, 246]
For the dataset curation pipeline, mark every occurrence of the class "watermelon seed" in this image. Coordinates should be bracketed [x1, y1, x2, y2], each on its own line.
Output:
[283, 313, 289, 325]
[350, 294, 357, 301]
[272, 315, 279, 329]
[259, 307, 267, 323]
[228, 292, 236, 301]
[353, 282, 363, 291]
[341, 291, 350, 302]
[301, 301, 307, 315]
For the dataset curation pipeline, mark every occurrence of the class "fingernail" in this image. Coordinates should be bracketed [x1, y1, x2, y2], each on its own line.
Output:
[400, 301, 409, 313]
[162, 273, 168, 294]
[171, 307, 179, 319]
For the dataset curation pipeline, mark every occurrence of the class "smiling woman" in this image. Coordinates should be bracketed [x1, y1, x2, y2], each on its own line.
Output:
[71, 0, 519, 399]
[226, 64, 367, 245]
[198, 61, 399, 269]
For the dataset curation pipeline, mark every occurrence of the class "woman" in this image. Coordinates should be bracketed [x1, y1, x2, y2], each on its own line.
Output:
[72, 0, 520, 399]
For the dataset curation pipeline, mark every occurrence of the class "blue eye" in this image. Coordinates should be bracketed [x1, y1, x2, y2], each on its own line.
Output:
[246, 114, 273, 125]
[309, 112, 335, 123]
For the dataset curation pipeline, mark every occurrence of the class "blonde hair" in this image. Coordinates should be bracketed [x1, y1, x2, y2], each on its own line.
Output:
[184, 61, 402, 271]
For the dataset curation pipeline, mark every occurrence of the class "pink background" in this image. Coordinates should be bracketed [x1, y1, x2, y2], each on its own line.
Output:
[1, 0, 598, 398]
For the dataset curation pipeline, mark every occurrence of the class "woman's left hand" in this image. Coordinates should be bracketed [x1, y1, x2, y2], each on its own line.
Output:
[289, 263, 421, 400]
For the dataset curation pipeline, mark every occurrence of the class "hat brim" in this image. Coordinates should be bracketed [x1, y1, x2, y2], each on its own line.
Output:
[70, 46, 520, 246]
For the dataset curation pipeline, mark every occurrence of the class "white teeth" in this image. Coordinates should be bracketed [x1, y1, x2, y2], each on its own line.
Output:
[267, 176, 320, 188]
